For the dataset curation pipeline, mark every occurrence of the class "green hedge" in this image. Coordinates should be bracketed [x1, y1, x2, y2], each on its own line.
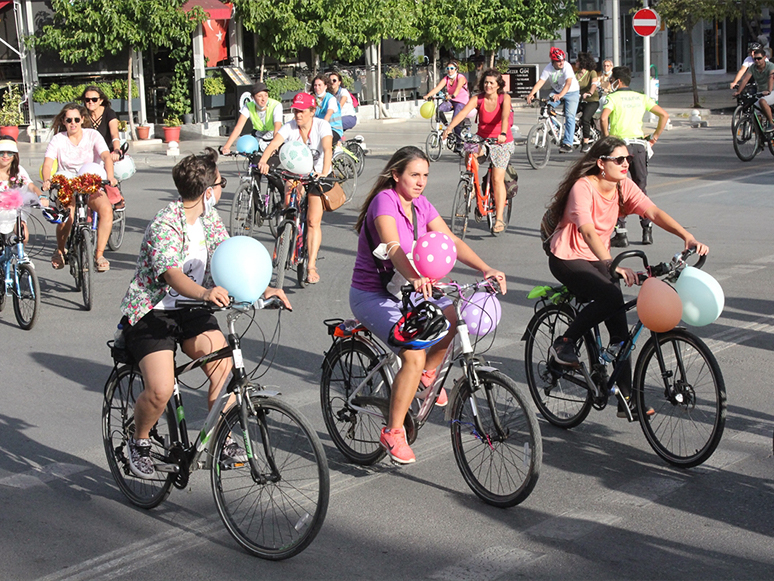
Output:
[33, 79, 140, 104]
[265, 77, 305, 100]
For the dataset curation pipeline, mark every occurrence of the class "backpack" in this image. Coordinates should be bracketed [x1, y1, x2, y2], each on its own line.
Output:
[539, 209, 557, 256]
[350, 91, 360, 110]
[505, 164, 518, 199]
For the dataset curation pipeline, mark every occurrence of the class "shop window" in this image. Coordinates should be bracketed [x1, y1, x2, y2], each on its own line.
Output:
[704, 19, 725, 71]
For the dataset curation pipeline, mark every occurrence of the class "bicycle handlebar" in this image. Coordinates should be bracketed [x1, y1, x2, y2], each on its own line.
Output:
[609, 248, 706, 280]
[174, 295, 290, 312]
[398, 277, 502, 305]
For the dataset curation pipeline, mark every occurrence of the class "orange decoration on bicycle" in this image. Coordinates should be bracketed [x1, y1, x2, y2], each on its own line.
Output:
[52, 173, 103, 205]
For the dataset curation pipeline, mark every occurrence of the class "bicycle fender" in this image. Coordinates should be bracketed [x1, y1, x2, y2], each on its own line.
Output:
[249, 388, 281, 398]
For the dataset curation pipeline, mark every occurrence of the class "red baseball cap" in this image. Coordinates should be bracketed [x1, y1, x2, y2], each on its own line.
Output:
[291, 92, 316, 110]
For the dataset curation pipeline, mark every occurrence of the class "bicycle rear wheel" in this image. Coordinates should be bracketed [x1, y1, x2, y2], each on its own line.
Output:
[12, 262, 40, 330]
[78, 230, 93, 311]
[633, 329, 726, 468]
[107, 206, 125, 251]
[346, 141, 366, 176]
[229, 181, 255, 237]
[450, 179, 472, 239]
[320, 338, 390, 465]
[102, 366, 177, 509]
[523, 304, 594, 428]
[273, 222, 294, 290]
[450, 370, 542, 508]
[526, 123, 551, 169]
[425, 131, 442, 161]
[267, 178, 284, 238]
[332, 153, 357, 205]
[211, 395, 329, 560]
[732, 113, 760, 161]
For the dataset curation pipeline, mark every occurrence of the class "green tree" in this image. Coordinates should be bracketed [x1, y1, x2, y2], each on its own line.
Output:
[29, 0, 204, 137]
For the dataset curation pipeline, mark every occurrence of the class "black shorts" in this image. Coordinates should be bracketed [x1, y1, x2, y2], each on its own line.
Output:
[122, 309, 221, 363]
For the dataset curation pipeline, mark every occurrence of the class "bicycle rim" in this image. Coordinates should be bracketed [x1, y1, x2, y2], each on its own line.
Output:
[526, 124, 550, 169]
[347, 142, 366, 176]
[12, 262, 40, 330]
[450, 180, 471, 239]
[107, 207, 125, 251]
[634, 330, 726, 468]
[425, 131, 442, 161]
[211, 396, 329, 560]
[320, 339, 389, 465]
[102, 366, 176, 509]
[268, 182, 283, 238]
[732, 115, 760, 161]
[230, 182, 255, 237]
[450, 370, 542, 507]
[332, 154, 357, 205]
[524, 304, 593, 428]
[79, 231, 93, 311]
[274, 222, 294, 290]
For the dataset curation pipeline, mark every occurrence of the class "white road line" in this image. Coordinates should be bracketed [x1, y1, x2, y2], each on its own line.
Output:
[0, 463, 90, 489]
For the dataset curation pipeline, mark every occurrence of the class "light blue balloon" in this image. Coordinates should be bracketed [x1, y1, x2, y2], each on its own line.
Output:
[674, 266, 724, 327]
[211, 236, 272, 304]
[236, 134, 260, 154]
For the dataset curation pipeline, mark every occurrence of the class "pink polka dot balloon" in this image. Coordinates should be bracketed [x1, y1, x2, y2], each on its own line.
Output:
[413, 232, 457, 279]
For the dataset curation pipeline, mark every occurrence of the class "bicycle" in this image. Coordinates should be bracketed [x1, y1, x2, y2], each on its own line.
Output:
[331, 147, 358, 204]
[450, 135, 514, 239]
[424, 93, 467, 162]
[336, 135, 366, 177]
[272, 170, 337, 289]
[102, 297, 330, 560]
[320, 279, 542, 508]
[731, 90, 774, 161]
[224, 149, 284, 238]
[525, 99, 595, 169]
[106, 142, 131, 251]
[522, 249, 726, 468]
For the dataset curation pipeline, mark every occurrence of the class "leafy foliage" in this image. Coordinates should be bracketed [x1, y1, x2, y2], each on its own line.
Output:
[203, 72, 227, 96]
[265, 77, 306, 100]
[0, 84, 24, 126]
[33, 80, 139, 104]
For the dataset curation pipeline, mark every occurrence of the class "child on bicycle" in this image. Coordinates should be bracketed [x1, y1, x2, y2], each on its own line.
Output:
[0, 136, 45, 242]
[119, 147, 289, 479]
[544, 136, 708, 419]
[350, 146, 506, 464]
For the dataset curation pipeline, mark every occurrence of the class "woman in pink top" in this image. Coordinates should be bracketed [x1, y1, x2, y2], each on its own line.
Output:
[544, 136, 708, 418]
[423, 60, 469, 137]
[444, 69, 514, 235]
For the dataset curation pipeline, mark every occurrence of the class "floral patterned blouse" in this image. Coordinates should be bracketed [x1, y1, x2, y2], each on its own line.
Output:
[121, 199, 228, 325]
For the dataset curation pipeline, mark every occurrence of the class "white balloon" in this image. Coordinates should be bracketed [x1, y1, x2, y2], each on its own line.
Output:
[279, 141, 314, 175]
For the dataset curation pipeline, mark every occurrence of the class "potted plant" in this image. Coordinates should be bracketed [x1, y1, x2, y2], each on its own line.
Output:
[203, 72, 226, 109]
[182, 112, 194, 125]
[136, 123, 151, 140]
[384, 66, 421, 94]
[0, 84, 24, 139]
[162, 116, 182, 142]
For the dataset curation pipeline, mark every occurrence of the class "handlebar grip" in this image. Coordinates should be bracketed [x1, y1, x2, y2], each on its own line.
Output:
[609, 249, 649, 277]
[255, 295, 289, 311]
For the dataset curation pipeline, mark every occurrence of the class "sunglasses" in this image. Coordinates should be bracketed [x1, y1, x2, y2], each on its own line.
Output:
[0, 151, 14, 158]
[84, 97, 100, 103]
[600, 155, 633, 165]
[208, 177, 227, 189]
[447, 67, 456, 70]
[754, 56, 765, 61]
[65, 117, 82, 124]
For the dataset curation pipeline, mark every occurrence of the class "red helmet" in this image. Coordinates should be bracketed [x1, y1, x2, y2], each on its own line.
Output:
[549, 47, 565, 62]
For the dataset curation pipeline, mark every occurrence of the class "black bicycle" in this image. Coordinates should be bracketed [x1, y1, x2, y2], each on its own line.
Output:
[731, 89, 774, 161]
[225, 150, 283, 238]
[103, 297, 330, 560]
[523, 249, 726, 468]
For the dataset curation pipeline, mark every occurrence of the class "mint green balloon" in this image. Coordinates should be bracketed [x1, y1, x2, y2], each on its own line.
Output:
[674, 266, 724, 327]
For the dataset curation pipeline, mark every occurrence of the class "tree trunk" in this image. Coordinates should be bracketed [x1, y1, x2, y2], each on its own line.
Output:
[260, 54, 265, 82]
[377, 40, 389, 118]
[489, 50, 495, 68]
[127, 53, 137, 141]
[688, 18, 700, 107]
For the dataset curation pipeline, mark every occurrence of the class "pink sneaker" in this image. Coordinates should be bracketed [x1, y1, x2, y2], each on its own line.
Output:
[420, 369, 447, 407]
[379, 427, 416, 464]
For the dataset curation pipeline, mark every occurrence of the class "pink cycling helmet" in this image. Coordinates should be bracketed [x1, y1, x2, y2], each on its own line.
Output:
[549, 47, 565, 62]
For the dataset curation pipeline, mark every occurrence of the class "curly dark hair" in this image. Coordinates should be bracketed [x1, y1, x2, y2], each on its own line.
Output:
[477, 69, 505, 94]
[576, 52, 598, 72]
[173, 147, 220, 201]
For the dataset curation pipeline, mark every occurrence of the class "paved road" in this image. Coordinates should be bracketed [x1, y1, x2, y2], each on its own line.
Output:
[1, 118, 773, 580]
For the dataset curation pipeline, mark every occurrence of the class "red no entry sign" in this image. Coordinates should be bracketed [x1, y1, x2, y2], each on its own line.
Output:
[633, 8, 660, 37]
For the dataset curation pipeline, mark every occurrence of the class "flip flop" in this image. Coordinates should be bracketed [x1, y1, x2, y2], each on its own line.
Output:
[491, 219, 506, 236]
[306, 266, 320, 284]
[95, 256, 110, 273]
[51, 249, 65, 270]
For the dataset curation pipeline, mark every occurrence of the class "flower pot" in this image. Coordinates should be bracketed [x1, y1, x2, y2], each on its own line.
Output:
[183, 113, 194, 125]
[0, 126, 19, 140]
[136, 126, 150, 140]
[203, 94, 226, 109]
[163, 126, 181, 143]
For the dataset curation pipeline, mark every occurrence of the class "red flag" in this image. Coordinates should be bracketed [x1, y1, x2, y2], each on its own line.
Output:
[202, 20, 228, 66]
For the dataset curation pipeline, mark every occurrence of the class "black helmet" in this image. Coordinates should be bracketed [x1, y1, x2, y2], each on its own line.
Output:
[749, 42, 763, 51]
[388, 301, 450, 350]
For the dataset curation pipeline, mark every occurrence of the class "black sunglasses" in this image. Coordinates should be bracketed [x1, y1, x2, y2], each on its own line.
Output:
[600, 155, 633, 165]
[754, 56, 765, 61]
[208, 177, 227, 189]
[84, 97, 100, 103]
[65, 117, 82, 124]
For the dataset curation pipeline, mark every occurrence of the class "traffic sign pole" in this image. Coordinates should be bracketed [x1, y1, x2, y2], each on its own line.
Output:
[643, 1, 650, 98]
[632, 5, 660, 100]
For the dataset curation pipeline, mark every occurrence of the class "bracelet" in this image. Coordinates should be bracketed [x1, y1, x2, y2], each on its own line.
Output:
[38, 194, 47, 200]
[500, 132, 507, 136]
[111, 138, 120, 142]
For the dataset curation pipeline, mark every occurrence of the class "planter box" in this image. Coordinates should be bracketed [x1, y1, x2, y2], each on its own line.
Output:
[110, 98, 141, 115]
[33, 98, 140, 117]
[203, 94, 226, 109]
[384, 76, 421, 92]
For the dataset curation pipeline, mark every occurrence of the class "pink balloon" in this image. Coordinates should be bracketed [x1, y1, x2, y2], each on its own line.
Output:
[413, 232, 457, 279]
[461, 292, 502, 336]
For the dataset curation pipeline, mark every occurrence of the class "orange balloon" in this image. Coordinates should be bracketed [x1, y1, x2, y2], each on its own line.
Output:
[637, 277, 682, 333]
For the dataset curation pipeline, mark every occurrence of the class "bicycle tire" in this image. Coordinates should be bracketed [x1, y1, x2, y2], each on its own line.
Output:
[425, 131, 442, 161]
[320, 338, 390, 465]
[450, 179, 471, 239]
[346, 141, 366, 176]
[730, 105, 744, 134]
[450, 370, 542, 508]
[767, 133, 774, 157]
[526, 123, 551, 169]
[211, 395, 329, 560]
[102, 366, 177, 509]
[523, 304, 593, 428]
[274, 222, 294, 290]
[633, 329, 726, 468]
[12, 262, 40, 330]
[332, 153, 357, 205]
[296, 228, 308, 289]
[732, 113, 760, 161]
[503, 195, 513, 226]
[79, 230, 93, 311]
[229, 181, 255, 237]
[107, 207, 126, 251]
[267, 179, 284, 238]
[0, 287, 5, 312]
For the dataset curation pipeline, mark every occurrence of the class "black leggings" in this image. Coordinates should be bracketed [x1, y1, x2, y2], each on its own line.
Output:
[577, 101, 598, 140]
[549, 254, 631, 391]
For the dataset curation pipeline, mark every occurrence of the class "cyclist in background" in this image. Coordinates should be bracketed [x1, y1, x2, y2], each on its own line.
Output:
[575, 52, 601, 153]
[730, 42, 768, 89]
[312, 75, 343, 145]
[80, 85, 122, 162]
[119, 148, 289, 479]
[328, 72, 357, 132]
[350, 146, 506, 464]
[423, 60, 470, 138]
[526, 47, 580, 154]
[443, 69, 514, 236]
[733, 47, 774, 132]
[221, 82, 283, 155]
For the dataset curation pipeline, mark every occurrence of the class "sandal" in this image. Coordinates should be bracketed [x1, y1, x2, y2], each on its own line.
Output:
[51, 249, 65, 270]
[306, 266, 320, 284]
[95, 256, 110, 273]
[491, 219, 506, 236]
[114, 198, 126, 210]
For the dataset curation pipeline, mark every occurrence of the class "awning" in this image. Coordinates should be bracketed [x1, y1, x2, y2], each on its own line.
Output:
[0, 1, 13, 10]
[182, 0, 233, 20]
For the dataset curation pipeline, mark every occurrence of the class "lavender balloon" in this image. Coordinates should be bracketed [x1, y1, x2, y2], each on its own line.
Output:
[460, 292, 502, 336]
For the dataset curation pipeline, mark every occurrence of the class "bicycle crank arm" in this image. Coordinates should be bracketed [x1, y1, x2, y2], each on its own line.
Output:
[578, 362, 606, 400]
[154, 463, 180, 474]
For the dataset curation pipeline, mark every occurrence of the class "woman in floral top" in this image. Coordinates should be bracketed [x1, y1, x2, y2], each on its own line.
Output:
[119, 148, 289, 480]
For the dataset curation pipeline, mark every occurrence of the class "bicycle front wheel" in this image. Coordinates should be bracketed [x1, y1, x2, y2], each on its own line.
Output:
[78, 230, 93, 311]
[274, 222, 294, 290]
[425, 131, 442, 161]
[107, 206, 126, 251]
[450, 370, 542, 508]
[450, 179, 472, 239]
[13, 262, 40, 330]
[230, 181, 255, 237]
[633, 329, 726, 468]
[526, 123, 551, 169]
[102, 366, 177, 509]
[320, 338, 390, 465]
[523, 304, 593, 428]
[332, 153, 357, 205]
[732, 113, 760, 161]
[347, 141, 366, 176]
[211, 395, 329, 560]
[267, 180, 284, 238]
